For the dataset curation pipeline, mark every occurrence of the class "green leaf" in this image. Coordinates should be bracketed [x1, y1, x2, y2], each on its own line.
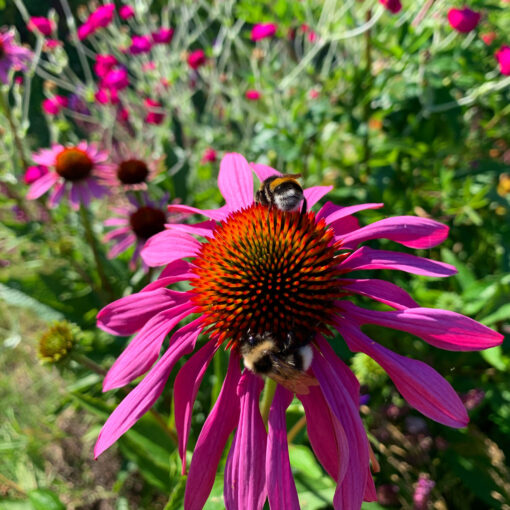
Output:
[0, 284, 64, 321]
[0, 501, 33, 510]
[164, 475, 187, 510]
[481, 303, 510, 326]
[27, 489, 65, 510]
[288, 444, 324, 479]
[480, 346, 508, 371]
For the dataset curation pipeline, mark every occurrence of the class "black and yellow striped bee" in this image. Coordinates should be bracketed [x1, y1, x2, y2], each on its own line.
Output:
[255, 174, 306, 213]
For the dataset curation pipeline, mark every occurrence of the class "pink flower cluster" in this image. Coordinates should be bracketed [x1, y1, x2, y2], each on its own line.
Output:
[78, 3, 115, 40]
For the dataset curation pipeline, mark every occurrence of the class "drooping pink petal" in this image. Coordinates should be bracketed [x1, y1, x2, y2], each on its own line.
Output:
[185, 352, 241, 509]
[225, 372, 267, 510]
[174, 339, 219, 473]
[337, 320, 469, 427]
[104, 226, 131, 241]
[339, 246, 457, 278]
[266, 386, 300, 510]
[218, 153, 254, 212]
[94, 323, 201, 458]
[140, 230, 201, 267]
[141, 260, 197, 291]
[48, 181, 66, 208]
[250, 162, 280, 182]
[312, 340, 369, 510]
[303, 186, 333, 209]
[299, 384, 348, 483]
[103, 305, 196, 391]
[97, 288, 190, 335]
[317, 201, 384, 223]
[339, 302, 504, 351]
[108, 234, 136, 259]
[340, 278, 419, 310]
[26, 172, 59, 199]
[69, 183, 81, 210]
[329, 215, 360, 236]
[167, 203, 230, 221]
[104, 217, 129, 227]
[166, 220, 217, 238]
[338, 216, 449, 250]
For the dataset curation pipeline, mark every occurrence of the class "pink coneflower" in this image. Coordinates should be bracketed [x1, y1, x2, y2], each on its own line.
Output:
[94, 54, 118, 78]
[0, 30, 33, 84]
[129, 35, 152, 55]
[187, 49, 206, 70]
[94, 153, 502, 509]
[152, 27, 174, 44]
[245, 89, 261, 101]
[144, 98, 165, 124]
[201, 147, 217, 164]
[42, 95, 68, 115]
[379, 0, 402, 14]
[24, 165, 48, 184]
[104, 194, 170, 270]
[119, 5, 135, 20]
[251, 23, 277, 41]
[26, 142, 111, 209]
[27, 16, 55, 37]
[447, 7, 481, 33]
[496, 45, 510, 75]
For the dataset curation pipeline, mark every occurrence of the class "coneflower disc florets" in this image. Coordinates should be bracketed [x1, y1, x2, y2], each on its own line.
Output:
[116, 159, 149, 184]
[129, 206, 166, 240]
[55, 147, 93, 181]
[191, 204, 345, 346]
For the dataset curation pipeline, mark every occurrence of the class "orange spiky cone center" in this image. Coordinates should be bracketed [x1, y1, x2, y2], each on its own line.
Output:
[190, 204, 346, 348]
[55, 147, 93, 181]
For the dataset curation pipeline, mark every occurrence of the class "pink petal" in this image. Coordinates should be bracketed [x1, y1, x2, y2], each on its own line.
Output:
[364, 468, 377, 502]
[218, 153, 254, 212]
[140, 229, 201, 267]
[104, 217, 129, 227]
[224, 372, 267, 510]
[69, 183, 81, 209]
[48, 181, 66, 208]
[340, 278, 419, 310]
[94, 323, 200, 458]
[108, 234, 136, 259]
[97, 288, 190, 335]
[339, 302, 504, 351]
[339, 246, 457, 277]
[250, 162, 280, 182]
[174, 339, 218, 473]
[312, 339, 369, 510]
[338, 216, 449, 250]
[266, 386, 300, 510]
[298, 385, 348, 482]
[303, 186, 333, 209]
[167, 203, 230, 221]
[317, 201, 384, 223]
[142, 261, 197, 291]
[26, 172, 59, 199]
[328, 215, 360, 236]
[337, 320, 469, 427]
[185, 352, 241, 509]
[103, 305, 196, 391]
[167, 220, 217, 238]
[32, 147, 61, 166]
[104, 226, 131, 242]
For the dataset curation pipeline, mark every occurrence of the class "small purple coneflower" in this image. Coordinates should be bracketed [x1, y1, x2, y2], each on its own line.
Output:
[94, 154, 502, 509]
[0, 29, 33, 84]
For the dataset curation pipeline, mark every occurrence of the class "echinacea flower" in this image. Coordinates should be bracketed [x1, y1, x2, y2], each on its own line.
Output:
[379, 0, 402, 14]
[496, 45, 510, 75]
[27, 16, 55, 37]
[26, 142, 111, 209]
[42, 95, 67, 115]
[251, 23, 277, 41]
[447, 7, 481, 33]
[187, 49, 206, 70]
[0, 30, 33, 84]
[94, 153, 502, 509]
[104, 193, 171, 270]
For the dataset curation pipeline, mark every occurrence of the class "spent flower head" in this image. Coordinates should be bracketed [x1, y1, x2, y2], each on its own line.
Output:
[94, 154, 502, 509]
[38, 321, 79, 363]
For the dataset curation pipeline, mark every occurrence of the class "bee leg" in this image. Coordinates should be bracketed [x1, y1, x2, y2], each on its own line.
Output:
[300, 197, 308, 216]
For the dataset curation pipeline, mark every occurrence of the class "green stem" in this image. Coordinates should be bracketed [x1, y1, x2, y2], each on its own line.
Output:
[71, 353, 107, 376]
[260, 378, 277, 426]
[287, 415, 306, 444]
[79, 204, 115, 301]
[0, 90, 28, 171]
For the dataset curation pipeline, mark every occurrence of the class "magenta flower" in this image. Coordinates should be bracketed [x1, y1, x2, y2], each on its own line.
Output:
[94, 153, 502, 509]
[26, 142, 111, 209]
[95, 87, 119, 105]
[481, 32, 496, 45]
[251, 23, 277, 41]
[27, 16, 55, 37]
[129, 35, 152, 55]
[245, 89, 261, 101]
[88, 4, 115, 30]
[187, 49, 206, 69]
[379, 0, 402, 14]
[42, 95, 68, 115]
[77, 22, 94, 41]
[0, 30, 33, 84]
[447, 7, 481, 33]
[94, 54, 118, 78]
[43, 39, 62, 51]
[201, 147, 217, 164]
[413, 474, 435, 510]
[102, 67, 129, 90]
[104, 194, 170, 270]
[144, 98, 165, 124]
[24, 165, 48, 185]
[119, 5, 135, 20]
[496, 45, 510, 75]
[152, 27, 174, 44]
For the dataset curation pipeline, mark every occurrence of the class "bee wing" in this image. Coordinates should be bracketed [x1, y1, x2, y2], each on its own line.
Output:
[267, 355, 318, 395]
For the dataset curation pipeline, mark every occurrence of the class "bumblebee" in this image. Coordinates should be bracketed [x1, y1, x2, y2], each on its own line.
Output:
[255, 174, 306, 213]
[240, 331, 317, 394]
